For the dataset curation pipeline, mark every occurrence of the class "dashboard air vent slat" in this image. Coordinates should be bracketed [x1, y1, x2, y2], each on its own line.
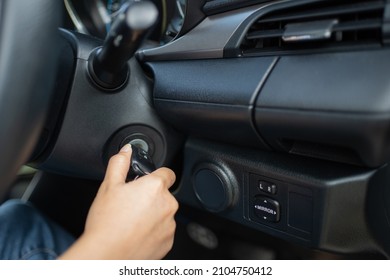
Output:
[240, 0, 386, 56]
[256, 2, 384, 24]
[333, 19, 383, 32]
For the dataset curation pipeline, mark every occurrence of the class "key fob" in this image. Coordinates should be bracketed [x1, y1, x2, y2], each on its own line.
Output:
[130, 145, 156, 177]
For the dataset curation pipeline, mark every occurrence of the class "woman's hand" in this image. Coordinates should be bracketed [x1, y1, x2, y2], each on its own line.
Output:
[59, 144, 178, 259]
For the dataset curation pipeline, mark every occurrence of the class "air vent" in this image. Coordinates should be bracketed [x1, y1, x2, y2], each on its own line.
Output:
[240, 0, 387, 56]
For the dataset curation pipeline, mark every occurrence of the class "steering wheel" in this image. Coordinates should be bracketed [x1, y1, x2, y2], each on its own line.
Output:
[0, 0, 61, 199]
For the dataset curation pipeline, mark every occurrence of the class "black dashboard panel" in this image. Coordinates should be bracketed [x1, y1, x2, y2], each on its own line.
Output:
[150, 57, 275, 105]
[148, 57, 277, 148]
[257, 51, 390, 113]
[256, 49, 390, 167]
[142, 1, 390, 256]
[148, 49, 390, 167]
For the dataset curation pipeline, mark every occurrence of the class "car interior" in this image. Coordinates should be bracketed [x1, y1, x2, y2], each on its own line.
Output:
[1, 0, 390, 260]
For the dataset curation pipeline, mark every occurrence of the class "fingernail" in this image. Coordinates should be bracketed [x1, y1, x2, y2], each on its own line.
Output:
[120, 144, 131, 153]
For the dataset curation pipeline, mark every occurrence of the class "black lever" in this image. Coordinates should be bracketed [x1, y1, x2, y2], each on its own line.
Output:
[88, 0, 158, 90]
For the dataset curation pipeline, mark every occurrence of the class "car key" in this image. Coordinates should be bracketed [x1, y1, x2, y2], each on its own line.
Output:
[130, 145, 156, 177]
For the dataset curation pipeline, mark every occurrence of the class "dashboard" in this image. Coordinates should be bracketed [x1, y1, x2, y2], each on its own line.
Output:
[53, 0, 390, 258]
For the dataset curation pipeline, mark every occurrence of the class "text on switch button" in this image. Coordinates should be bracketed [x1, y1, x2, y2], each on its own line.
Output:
[253, 197, 280, 222]
[258, 181, 277, 195]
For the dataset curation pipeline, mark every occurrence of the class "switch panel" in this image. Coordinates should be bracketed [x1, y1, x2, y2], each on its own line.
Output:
[249, 173, 313, 240]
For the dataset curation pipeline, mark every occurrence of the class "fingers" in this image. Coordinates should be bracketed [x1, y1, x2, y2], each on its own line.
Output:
[135, 167, 176, 190]
[104, 144, 176, 190]
[104, 144, 132, 185]
[150, 167, 176, 189]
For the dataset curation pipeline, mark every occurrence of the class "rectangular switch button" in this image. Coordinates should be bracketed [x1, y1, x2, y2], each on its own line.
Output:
[258, 180, 277, 195]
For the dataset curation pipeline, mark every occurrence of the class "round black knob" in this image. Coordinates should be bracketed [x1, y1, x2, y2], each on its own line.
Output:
[193, 164, 236, 213]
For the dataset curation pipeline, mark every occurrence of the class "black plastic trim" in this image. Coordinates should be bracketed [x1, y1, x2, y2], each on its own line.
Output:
[147, 57, 277, 149]
[174, 138, 383, 254]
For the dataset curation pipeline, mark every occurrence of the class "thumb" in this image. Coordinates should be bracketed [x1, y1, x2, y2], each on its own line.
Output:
[103, 144, 132, 185]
